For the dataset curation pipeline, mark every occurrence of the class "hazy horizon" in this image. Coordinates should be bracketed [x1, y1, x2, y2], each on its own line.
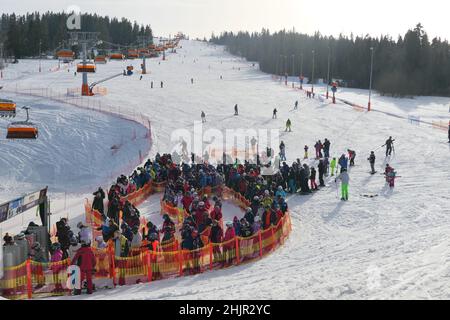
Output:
[1, 0, 449, 41]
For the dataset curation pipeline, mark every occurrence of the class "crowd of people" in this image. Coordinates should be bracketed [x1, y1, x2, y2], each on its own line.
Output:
[2, 127, 399, 295]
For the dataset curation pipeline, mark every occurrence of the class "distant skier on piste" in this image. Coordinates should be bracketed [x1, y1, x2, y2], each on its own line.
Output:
[234, 104, 239, 116]
[384, 164, 397, 188]
[294, 100, 298, 110]
[348, 149, 356, 167]
[285, 119, 292, 132]
[368, 151, 376, 174]
[383, 136, 395, 156]
[201, 111, 206, 123]
[273, 108, 278, 119]
[279, 141, 286, 161]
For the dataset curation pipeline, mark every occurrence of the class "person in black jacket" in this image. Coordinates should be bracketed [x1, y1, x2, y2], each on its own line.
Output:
[56, 218, 73, 259]
[318, 159, 326, 187]
[92, 187, 105, 218]
[368, 151, 376, 174]
[191, 229, 204, 274]
[107, 196, 120, 225]
[323, 139, 331, 158]
[244, 208, 255, 226]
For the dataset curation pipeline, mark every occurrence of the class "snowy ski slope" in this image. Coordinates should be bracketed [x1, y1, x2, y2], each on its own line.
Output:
[1, 40, 450, 299]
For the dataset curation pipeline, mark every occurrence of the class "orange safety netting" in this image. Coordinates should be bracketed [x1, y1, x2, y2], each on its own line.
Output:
[1, 181, 292, 299]
[0, 214, 291, 299]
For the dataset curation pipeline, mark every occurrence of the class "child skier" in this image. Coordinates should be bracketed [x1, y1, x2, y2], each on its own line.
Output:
[348, 149, 356, 167]
[330, 157, 337, 176]
[384, 164, 397, 188]
[335, 168, 350, 201]
[304, 145, 309, 159]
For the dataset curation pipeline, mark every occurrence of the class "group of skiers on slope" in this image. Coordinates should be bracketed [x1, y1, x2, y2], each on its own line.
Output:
[201, 101, 299, 131]
[149, 81, 164, 89]
[277, 135, 398, 201]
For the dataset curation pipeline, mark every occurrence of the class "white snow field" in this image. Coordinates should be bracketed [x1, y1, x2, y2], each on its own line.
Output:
[1, 40, 450, 299]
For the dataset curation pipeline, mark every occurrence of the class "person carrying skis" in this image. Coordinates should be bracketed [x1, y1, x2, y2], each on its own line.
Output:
[335, 168, 350, 201]
[348, 149, 356, 167]
[330, 157, 337, 176]
[368, 151, 376, 174]
[279, 141, 286, 161]
[383, 136, 395, 156]
[285, 119, 292, 132]
[234, 104, 239, 116]
[304, 145, 309, 159]
[201, 111, 206, 123]
[273, 108, 278, 119]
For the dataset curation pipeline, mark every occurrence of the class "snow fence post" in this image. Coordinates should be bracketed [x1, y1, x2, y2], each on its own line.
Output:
[109, 249, 116, 287]
[271, 227, 275, 251]
[258, 231, 263, 258]
[235, 237, 240, 265]
[26, 259, 32, 299]
[146, 251, 152, 283]
[209, 244, 213, 271]
[178, 250, 183, 276]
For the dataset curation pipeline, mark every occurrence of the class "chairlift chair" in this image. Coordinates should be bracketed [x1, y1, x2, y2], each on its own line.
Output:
[6, 106, 38, 139]
[0, 99, 16, 118]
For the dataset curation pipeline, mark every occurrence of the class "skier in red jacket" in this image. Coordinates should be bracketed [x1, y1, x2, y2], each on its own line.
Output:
[71, 243, 96, 295]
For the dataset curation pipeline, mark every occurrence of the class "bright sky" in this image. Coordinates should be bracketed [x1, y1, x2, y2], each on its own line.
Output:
[2, 0, 450, 41]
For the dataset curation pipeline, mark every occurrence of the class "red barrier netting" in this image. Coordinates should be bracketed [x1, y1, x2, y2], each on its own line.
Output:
[2, 181, 292, 299]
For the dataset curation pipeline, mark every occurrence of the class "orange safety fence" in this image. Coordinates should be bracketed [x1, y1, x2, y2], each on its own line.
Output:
[1, 213, 291, 299]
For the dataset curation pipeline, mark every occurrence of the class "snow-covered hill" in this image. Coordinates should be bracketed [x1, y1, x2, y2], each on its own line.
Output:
[1, 40, 450, 299]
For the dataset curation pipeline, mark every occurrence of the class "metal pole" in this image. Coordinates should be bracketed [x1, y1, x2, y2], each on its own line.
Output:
[284, 55, 288, 85]
[291, 54, 295, 86]
[39, 40, 42, 72]
[311, 50, 315, 94]
[368, 47, 374, 111]
[82, 42, 89, 95]
[300, 53, 303, 89]
[326, 48, 330, 99]
[276, 54, 279, 79]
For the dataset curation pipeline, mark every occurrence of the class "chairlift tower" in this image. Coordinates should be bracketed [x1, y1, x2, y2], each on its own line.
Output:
[69, 31, 100, 96]
[137, 35, 151, 74]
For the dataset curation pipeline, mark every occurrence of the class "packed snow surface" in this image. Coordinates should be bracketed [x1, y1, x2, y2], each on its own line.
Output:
[1, 40, 450, 299]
